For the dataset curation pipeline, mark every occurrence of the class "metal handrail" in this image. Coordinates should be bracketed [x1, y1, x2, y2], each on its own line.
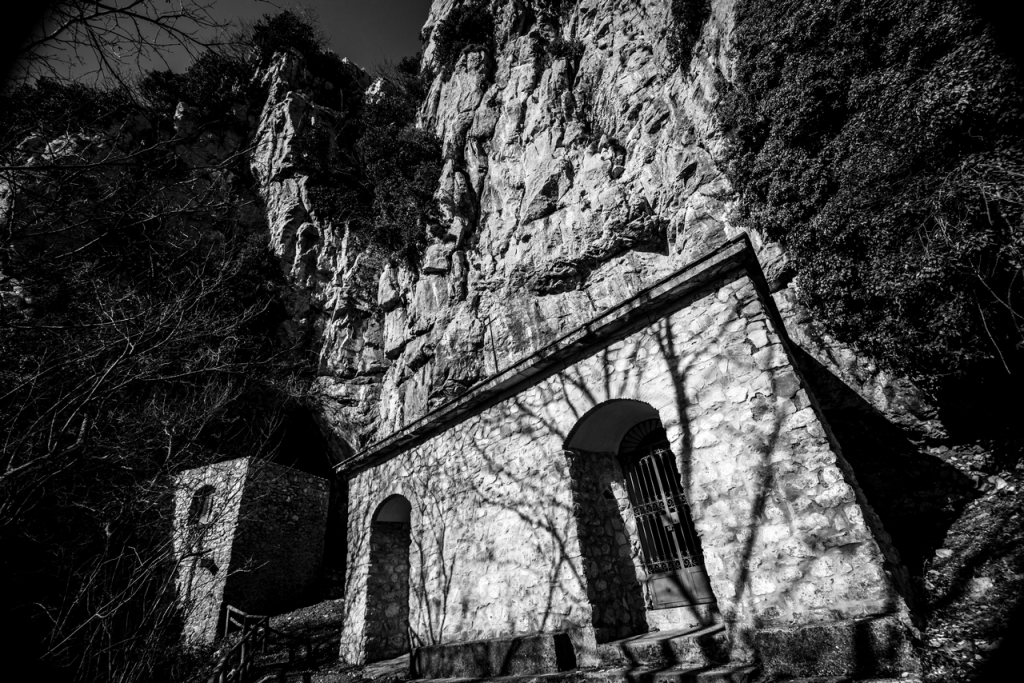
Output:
[207, 605, 313, 683]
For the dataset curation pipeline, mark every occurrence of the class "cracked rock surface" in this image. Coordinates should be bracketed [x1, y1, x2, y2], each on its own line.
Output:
[254, 0, 938, 454]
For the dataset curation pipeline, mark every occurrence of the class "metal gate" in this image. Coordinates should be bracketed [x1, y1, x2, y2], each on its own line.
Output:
[621, 430, 716, 609]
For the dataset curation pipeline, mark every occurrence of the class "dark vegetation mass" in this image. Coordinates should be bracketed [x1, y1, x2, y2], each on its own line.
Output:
[1, 80, 296, 681]
[358, 57, 442, 257]
[722, 0, 1024, 411]
[307, 50, 441, 260]
[0, 10, 436, 682]
[431, 0, 495, 75]
[667, 0, 712, 70]
[716, 7, 1024, 675]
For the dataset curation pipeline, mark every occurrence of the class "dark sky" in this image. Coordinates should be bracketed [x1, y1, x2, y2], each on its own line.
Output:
[7, 0, 434, 83]
[209, 0, 434, 72]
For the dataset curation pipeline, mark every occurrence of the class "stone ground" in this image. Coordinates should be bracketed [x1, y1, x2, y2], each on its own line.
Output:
[245, 599, 411, 683]
[249, 598, 360, 683]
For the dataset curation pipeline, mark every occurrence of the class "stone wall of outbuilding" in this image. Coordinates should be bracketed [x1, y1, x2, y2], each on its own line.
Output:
[225, 461, 330, 616]
[173, 458, 329, 642]
[173, 459, 250, 643]
[339, 265, 913, 664]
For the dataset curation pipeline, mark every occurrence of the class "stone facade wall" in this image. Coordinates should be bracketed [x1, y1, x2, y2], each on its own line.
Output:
[340, 265, 911, 663]
[173, 459, 250, 643]
[339, 419, 583, 664]
[173, 459, 330, 642]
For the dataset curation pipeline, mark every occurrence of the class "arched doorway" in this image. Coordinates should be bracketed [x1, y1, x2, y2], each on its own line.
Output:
[564, 400, 716, 625]
[365, 494, 412, 662]
[618, 419, 715, 609]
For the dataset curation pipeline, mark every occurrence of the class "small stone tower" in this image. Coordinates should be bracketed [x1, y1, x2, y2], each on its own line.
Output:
[172, 457, 330, 642]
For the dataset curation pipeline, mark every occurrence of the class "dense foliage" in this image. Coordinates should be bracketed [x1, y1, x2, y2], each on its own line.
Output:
[1, 79, 138, 133]
[1, 28, 437, 680]
[297, 52, 441, 261]
[432, 0, 495, 75]
[723, 0, 1024, 390]
[0, 11, 391, 680]
[0, 74, 303, 681]
[138, 52, 251, 122]
[667, 0, 712, 70]
[357, 59, 442, 257]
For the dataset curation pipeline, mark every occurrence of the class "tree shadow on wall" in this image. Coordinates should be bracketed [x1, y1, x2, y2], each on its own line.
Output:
[410, 489, 460, 650]
[410, 290, 788, 674]
[362, 275, 925, 678]
[653, 316, 783, 660]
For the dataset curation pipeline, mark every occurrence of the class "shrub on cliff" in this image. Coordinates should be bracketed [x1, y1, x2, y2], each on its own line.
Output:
[139, 10, 365, 120]
[139, 51, 251, 122]
[357, 56, 442, 259]
[723, 0, 1024, 392]
[249, 10, 367, 113]
[365, 58, 441, 259]
[667, 0, 711, 70]
[299, 52, 440, 262]
[432, 0, 495, 75]
[359, 121, 443, 258]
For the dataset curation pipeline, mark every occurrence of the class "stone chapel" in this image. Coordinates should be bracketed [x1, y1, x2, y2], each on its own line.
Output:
[174, 237, 920, 679]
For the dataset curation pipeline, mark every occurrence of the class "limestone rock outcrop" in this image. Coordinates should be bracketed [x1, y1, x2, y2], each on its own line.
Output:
[249, 51, 387, 444]
[253, 0, 937, 453]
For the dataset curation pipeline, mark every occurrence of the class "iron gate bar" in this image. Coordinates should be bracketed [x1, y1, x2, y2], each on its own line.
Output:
[624, 444, 706, 577]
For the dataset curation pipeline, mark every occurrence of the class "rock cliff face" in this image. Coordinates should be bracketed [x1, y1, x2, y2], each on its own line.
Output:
[250, 51, 386, 444]
[253, 0, 937, 454]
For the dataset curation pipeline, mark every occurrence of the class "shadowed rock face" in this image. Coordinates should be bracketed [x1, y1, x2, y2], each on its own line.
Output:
[252, 0, 938, 456]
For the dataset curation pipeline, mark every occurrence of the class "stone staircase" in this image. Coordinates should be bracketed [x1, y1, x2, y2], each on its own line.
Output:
[588, 625, 757, 683]
[243, 621, 921, 683]
[595, 625, 731, 670]
[401, 626, 758, 683]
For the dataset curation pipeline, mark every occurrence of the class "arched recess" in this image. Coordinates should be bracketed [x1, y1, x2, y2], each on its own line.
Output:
[563, 399, 662, 453]
[563, 399, 715, 637]
[187, 485, 216, 527]
[365, 494, 412, 662]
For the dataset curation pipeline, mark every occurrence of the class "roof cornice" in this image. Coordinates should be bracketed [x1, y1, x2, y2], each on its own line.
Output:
[335, 235, 760, 476]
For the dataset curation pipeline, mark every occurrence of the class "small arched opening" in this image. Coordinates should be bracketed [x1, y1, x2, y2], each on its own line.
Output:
[187, 485, 216, 527]
[365, 494, 412, 662]
[563, 400, 715, 636]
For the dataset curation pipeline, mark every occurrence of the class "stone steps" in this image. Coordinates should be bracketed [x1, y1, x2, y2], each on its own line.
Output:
[777, 679, 923, 683]
[401, 664, 759, 683]
[587, 664, 760, 683]
[596, 626, 730, 670]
